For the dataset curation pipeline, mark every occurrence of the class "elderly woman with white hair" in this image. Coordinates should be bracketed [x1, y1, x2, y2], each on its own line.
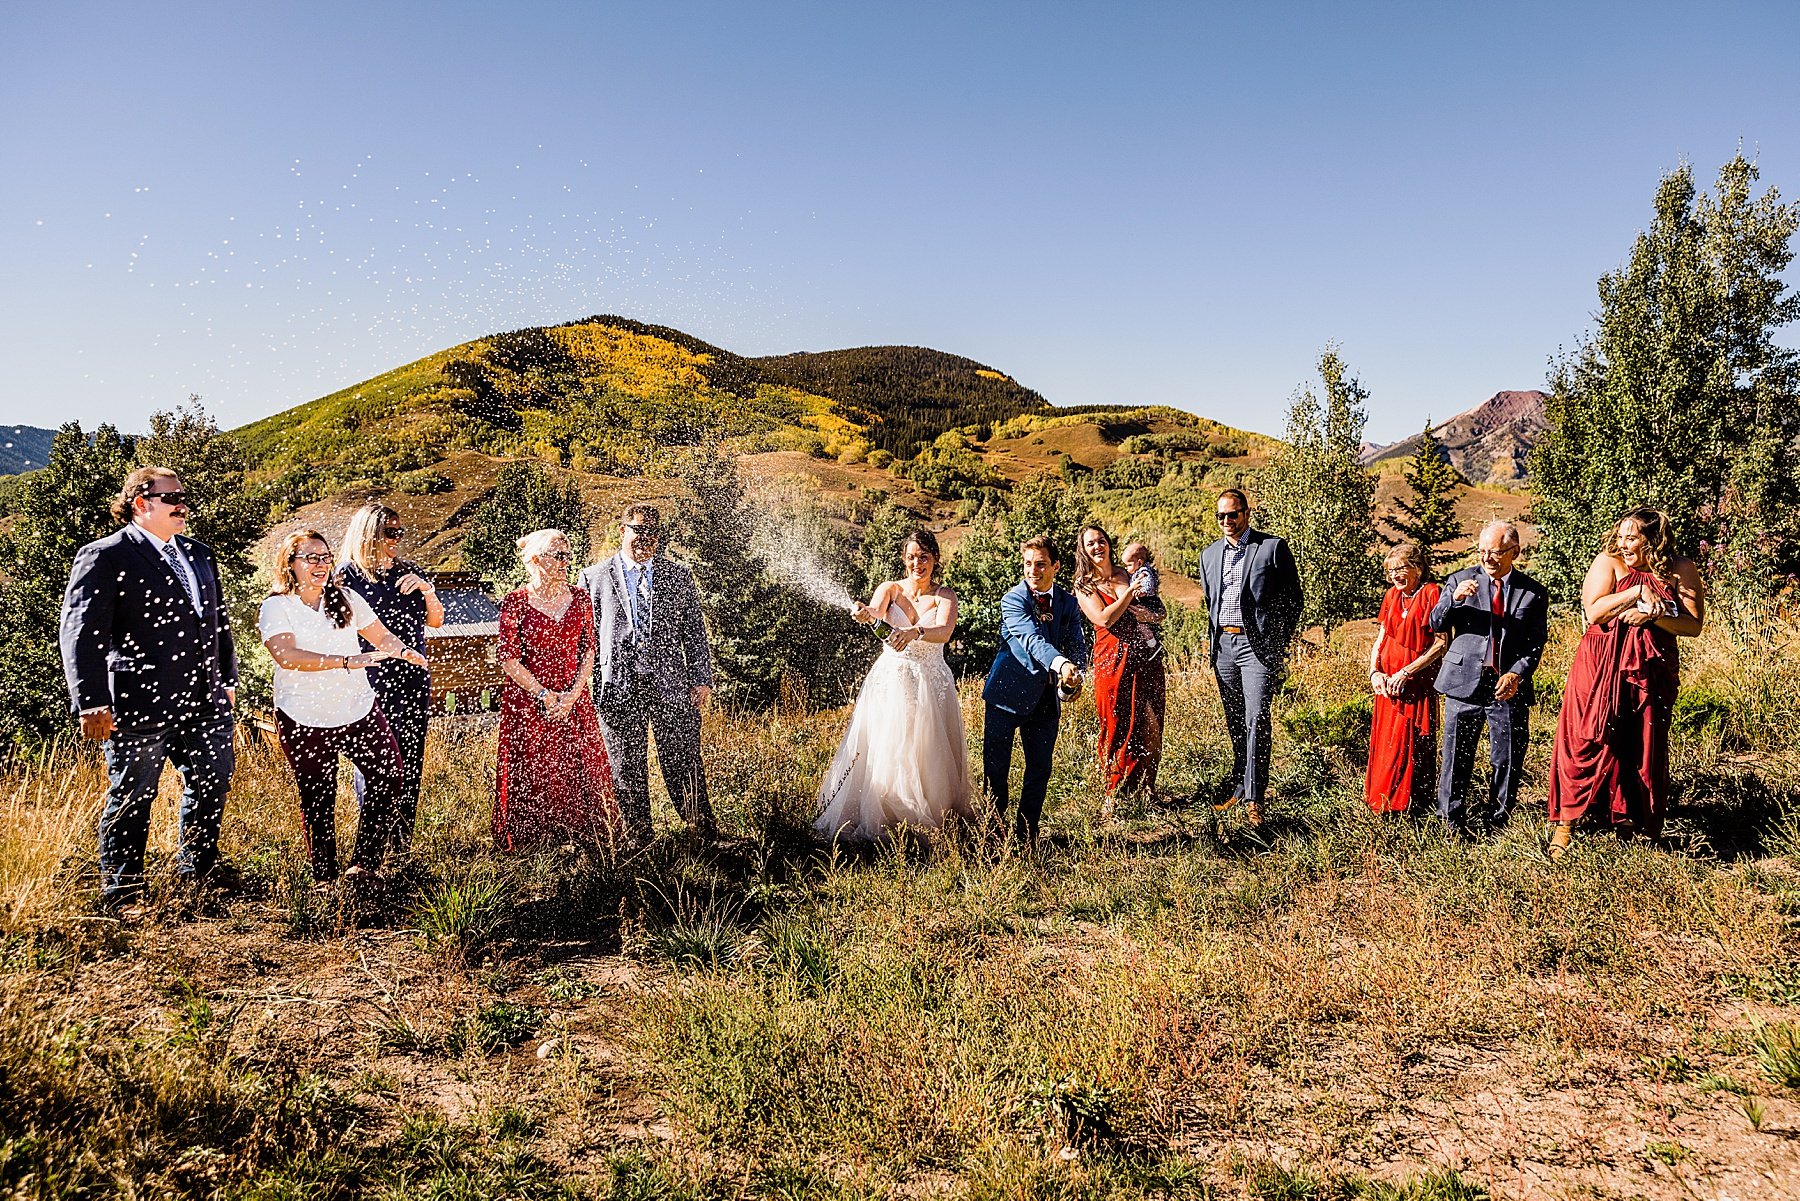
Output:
[493, 528, 617, 849]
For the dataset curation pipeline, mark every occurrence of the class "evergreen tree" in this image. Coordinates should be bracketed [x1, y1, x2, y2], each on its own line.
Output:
[1530, 155, 1800, 595]
[1257, 347, 1380, 630]
[1383, 419, 1466, 568]
[672, 446, 863, 710]
[460, 462, 598, 589]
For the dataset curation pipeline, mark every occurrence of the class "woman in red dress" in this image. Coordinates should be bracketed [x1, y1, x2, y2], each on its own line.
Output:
[1546, 508, 1704, 858]
[494, 528, 618, 849]
[1365, 543, 1448, 814]
[1074, 524, 1167, 812]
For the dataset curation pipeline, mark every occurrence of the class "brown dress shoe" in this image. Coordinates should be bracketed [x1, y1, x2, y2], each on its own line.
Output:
[1245, 801, 1266, 827]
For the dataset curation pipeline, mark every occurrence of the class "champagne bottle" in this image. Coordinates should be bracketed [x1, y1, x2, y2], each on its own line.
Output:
[868, 617, 894, 641]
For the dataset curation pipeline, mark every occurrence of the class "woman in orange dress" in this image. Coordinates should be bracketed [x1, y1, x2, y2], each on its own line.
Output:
[494, 528, 618, 849]
[1365, 543, 1448, 815]
[1546, 508, 1704, 858]
[1074, 524, 1166, 810]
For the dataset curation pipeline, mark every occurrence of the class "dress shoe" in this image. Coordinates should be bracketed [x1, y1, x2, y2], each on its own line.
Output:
[1244, 801, 1265, 828]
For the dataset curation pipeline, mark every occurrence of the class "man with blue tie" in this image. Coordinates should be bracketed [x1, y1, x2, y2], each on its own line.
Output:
[1430, 520, 1549, 837]
[580, 504, 715, 843]
[982, 535, 1090, 843]
[60, 468, 238, 909]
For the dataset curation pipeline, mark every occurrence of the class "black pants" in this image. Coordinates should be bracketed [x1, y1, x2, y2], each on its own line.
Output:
[598, 672, 712, 839]
[370, 679, 430, 855]
[982, 689, 1060, 840]
[99, 717, 235, 902]
[277, 705, 402, 880]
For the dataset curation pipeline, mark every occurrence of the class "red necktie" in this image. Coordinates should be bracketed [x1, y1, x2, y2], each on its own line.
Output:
[1035, 591, 1053, 621]
[1488, 579, 1504, 670]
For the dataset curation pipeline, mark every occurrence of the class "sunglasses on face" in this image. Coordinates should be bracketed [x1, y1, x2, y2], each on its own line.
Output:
[381, 527, 406, 539]
[291, 552, 333, 565]
[143, 491, 191, 507]
[542, 551, 573, 562]
[623, 524, 660, 539]
[1216, 509, 1245, 521]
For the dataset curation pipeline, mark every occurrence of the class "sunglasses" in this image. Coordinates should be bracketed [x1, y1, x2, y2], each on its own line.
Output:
[542, 551, 573, 562]
[291, 552, 334, 565]
[381, 526, 406, 539]
[142, 491, 191, 507]
[623, 524, 661, 539]
[1216, 509, 1246, 521]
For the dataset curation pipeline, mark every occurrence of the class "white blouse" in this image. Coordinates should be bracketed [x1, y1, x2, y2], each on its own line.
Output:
[259, 590, 381, 728]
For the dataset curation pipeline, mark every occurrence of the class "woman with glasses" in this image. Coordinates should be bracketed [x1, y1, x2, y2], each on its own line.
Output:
[337, 503, 443, 857]
[260, 529, 426, 889]
[1364, 543, 1447, 816]
[494, 528, 617, 849]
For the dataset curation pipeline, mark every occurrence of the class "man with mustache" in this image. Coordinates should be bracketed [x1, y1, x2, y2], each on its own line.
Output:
[60, 467, 239, 912]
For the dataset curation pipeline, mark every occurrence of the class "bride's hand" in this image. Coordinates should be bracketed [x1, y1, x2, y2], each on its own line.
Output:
[851, 602, 876, 625]
[886, 627, 920, 651]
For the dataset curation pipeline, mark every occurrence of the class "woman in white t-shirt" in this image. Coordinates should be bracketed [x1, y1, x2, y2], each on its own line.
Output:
[260, 528, 427, 887]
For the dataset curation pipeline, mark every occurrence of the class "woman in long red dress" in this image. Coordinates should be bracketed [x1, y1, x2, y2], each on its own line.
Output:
[1546, 508, 1704, 858]
[494, 528, 618, 849]
[1364, 543, 1448, 815]
[1074, 525, 1167, 812]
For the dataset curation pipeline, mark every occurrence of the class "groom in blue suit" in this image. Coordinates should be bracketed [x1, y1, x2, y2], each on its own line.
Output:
[982, 535, 1089, 842]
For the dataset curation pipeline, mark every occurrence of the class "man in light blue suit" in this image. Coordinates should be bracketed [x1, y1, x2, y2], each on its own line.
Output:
[982, 534, 1090, 842]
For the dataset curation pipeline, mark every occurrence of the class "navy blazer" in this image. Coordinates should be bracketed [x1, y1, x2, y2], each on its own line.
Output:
[982, 581, 1090, 716]
[1428, 566, 1549, 703]
[1199, 528, 1304, 662]
[578, 552, 713, 705]
[59, 525, 238, 732]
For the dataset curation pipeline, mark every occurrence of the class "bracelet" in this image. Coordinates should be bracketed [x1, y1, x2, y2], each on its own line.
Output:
[342, 654, 352, 671]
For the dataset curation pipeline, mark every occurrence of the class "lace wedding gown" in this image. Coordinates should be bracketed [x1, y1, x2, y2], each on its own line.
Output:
[816, 603, 974, 841]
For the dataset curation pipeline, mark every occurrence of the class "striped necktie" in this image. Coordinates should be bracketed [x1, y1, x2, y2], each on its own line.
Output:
[163, 542, 201, 615]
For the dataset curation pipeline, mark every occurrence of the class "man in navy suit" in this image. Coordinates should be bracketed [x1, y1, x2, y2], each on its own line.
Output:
[1199, 489, 1303, 825]
[1429, 520, 1549, 836]
[982, 535, 1090, 842]
[60, 468, 238, 907]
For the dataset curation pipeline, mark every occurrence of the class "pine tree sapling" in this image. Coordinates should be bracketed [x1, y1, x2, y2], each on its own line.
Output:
[461, 463, 598, 590]
[1384, 419, 1467, 569]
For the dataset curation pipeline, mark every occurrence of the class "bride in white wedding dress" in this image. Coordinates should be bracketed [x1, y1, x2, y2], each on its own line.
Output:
[816, 529, 974, 841]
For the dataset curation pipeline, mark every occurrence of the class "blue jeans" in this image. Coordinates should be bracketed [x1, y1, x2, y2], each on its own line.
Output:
[99, 718, 235, 901]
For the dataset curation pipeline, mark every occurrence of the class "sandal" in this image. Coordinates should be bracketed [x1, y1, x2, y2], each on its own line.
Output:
[1546, 822, 1572, 862]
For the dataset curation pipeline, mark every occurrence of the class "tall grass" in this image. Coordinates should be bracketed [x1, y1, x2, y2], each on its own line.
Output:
[1, 609, 1798, 1196]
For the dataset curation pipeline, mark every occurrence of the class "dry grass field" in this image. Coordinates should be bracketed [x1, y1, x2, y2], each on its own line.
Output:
[5, 604, 1800, 1199]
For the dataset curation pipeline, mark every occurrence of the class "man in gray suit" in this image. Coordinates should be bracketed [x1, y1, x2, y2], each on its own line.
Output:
[1199, 489, 1303, 825]
[1429, 520, 1548, 837]
[578, 504, 716, 842]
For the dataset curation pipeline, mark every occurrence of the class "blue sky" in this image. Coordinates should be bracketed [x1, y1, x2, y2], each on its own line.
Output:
[3, 1, 1796, 442]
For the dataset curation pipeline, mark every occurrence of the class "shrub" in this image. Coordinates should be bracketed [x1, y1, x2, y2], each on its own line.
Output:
[393, 468, 454, 495]
[1282, 695, 1374, 755]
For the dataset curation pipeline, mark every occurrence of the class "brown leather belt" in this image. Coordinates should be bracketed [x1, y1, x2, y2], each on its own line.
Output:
[1221, 626, 1245, 635]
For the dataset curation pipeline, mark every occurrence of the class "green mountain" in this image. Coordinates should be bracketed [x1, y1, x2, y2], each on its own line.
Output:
[233, 315, 1054, 499]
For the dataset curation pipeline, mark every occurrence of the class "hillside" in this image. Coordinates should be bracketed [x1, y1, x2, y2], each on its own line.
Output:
[233, 317, 1528, 593]
[754, 345, 1051, 455]
[0, 425, 57, 476]
[1364, 390, 1548, 487]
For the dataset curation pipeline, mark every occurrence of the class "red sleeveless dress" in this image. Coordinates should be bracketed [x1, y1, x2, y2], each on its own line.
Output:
[1547, 570, 1680, 837]
[1090, 587, 1167, 798]
[1364, 583, 1441, 813]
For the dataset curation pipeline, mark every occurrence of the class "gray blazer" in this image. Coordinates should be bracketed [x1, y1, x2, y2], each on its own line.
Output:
[1198, 527, 1304, 663]
[577, 552, 713, 706]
